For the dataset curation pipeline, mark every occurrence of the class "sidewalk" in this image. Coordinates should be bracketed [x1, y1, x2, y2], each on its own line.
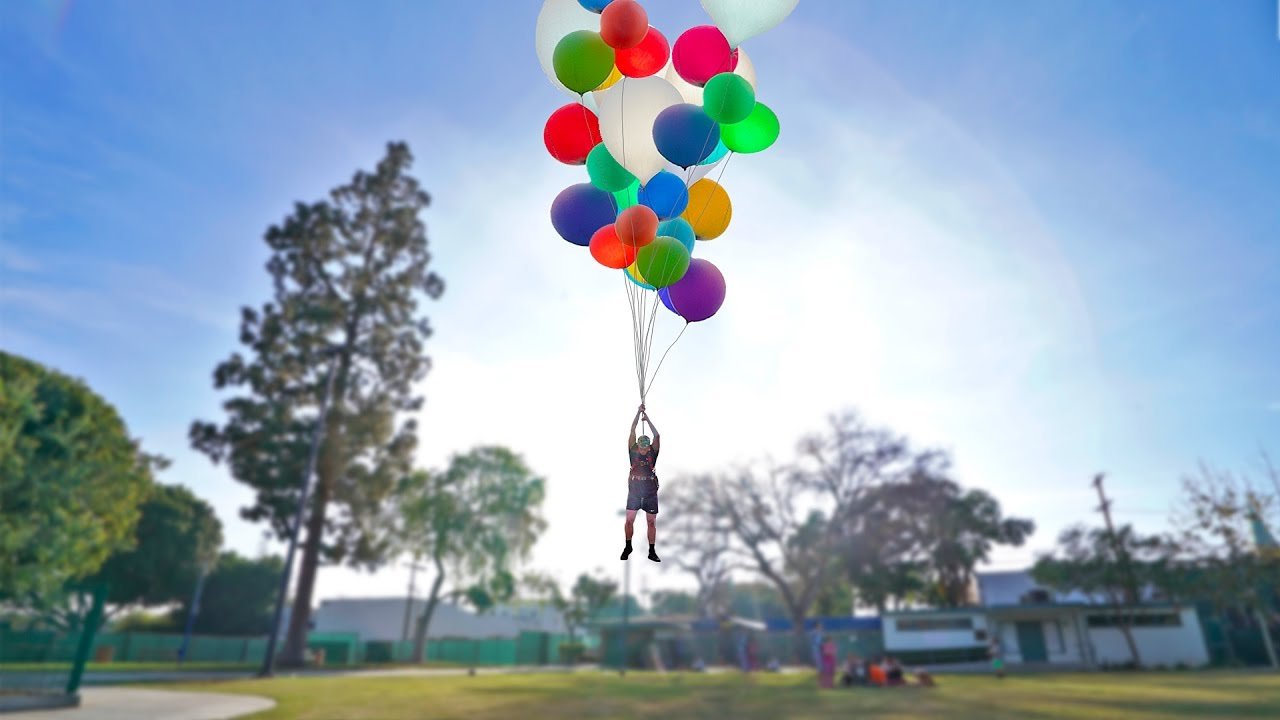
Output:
[1, 688, 274, 720]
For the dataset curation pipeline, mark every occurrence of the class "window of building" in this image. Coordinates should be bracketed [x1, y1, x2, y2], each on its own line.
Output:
[1086, 612, 1182, 628]
[895, 617, 974, 632]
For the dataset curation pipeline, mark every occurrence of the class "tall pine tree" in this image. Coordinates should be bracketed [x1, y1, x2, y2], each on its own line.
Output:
[191, 142, 443, 666]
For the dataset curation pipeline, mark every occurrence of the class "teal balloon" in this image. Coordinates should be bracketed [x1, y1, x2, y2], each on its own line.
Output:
[702, 73, 756, 124]
[587, 144, 635, 192]
[657, 218, 696, 254]
[698, 140, 729, 166]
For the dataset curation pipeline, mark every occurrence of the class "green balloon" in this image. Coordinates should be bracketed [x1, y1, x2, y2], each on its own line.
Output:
[702, 73, 756, 124]
[613, 181, 640, 211]
[636, 236, 691, 289]
[553, 31, 614, 95]
[587, 144, 635, 192]
[721, 102, 780, 154]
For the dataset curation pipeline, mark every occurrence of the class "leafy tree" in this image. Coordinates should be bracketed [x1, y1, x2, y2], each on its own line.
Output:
[1033, 524, 1170, 667]
[0, 352, 155, 598]
[564, 572, 618, 638]
[650, 590, 698, 616]
[174, 552, 284, 636]
[190, 142, 444, 666]
[724, 582, 788, 620]
[1169, 463, 1280, 665]
[89, 484, 223, 616]
[396, 446, 547, 662]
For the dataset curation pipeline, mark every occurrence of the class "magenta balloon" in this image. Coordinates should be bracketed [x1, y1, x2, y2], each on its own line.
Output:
[664, 258, 725, 322]
[671, 25, 738, 87]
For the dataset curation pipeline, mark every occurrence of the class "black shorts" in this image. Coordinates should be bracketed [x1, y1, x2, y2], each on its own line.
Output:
[626, 476, 659, 514]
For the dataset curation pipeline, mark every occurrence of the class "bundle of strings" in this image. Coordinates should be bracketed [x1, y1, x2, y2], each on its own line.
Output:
[618, 78, 735, 404]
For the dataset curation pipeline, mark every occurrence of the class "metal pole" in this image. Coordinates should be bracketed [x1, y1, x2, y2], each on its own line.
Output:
[177, 561, 211, 665]
[259, 354, 340, 678]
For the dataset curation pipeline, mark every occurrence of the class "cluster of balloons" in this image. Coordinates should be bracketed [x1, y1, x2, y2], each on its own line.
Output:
[539, 0, 796, 324]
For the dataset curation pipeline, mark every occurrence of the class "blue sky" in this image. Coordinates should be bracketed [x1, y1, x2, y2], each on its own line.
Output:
[3, 0, 1278, 602]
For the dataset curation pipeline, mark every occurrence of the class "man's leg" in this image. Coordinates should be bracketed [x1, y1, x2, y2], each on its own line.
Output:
[622, 509, 637, 560]
[646, 511, 660, 562]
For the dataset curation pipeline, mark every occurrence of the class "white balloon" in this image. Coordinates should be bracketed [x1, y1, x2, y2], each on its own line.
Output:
[663, 48, 758, 106]
[699, 0, 799, 48]
[535, 0, 601, 97]
[664, 157, 724, 185]
[597, 76, 684, 186]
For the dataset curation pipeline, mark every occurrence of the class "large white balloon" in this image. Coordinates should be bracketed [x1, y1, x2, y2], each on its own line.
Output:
[699, 0, 799, 48]
[664, 157, 724, 185]
[597, 76, 684, 185]
[663, 48, 758, 105]
[536, 0, 601, 97]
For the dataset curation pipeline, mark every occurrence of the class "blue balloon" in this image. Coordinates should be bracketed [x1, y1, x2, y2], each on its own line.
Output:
[699, 140, 730, 166]
[551, 183, 617, 247]
[658, 287, 678, 314]
[638, 171, 689, 220]
[653, 104, 721, 168]
[657, 218, 696, 254]
[578, 0, 613, 12]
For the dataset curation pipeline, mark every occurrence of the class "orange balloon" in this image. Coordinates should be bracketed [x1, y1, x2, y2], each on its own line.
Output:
[601, 0, 649, 50]
[616, 205, 658, 247]
[681, 178, 732, 239]
[590, 225, 637, 269]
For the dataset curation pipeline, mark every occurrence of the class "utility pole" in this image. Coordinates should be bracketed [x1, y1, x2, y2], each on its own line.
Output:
[401, 559, 429, 643]
[259, 349, 341, 678]
[1092, 472, 1143, 667]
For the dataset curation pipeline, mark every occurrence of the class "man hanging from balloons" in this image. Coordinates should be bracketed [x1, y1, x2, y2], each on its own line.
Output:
[536, 0, 797, 559]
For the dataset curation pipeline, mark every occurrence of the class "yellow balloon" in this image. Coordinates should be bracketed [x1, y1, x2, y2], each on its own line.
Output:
[681, 179, 732, 240]
[626, 262, 652, 288]
[595, 65, 623, 92]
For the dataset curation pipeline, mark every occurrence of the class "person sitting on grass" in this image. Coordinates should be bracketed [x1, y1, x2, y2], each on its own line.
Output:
[840, 653, 868, 687]
[884, 656, 906, 686]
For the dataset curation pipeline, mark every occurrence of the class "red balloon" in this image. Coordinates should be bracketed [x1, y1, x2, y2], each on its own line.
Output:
[590, 225, 638, 269]
[672, 25, 738, 87]
[544, 103, 601, 165]
[615, 205, 658, 247]
[601, 0, 648, 50]
[615, 26, 669, 78]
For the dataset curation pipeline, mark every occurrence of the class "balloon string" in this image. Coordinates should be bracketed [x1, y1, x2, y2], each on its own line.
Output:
[644, 321, 688, 399]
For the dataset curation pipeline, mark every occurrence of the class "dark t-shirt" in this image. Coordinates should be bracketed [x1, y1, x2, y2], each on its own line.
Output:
[628, 442, 659, 478]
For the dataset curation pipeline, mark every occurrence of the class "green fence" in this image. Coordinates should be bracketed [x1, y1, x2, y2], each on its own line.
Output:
[2, 629, 576, 672]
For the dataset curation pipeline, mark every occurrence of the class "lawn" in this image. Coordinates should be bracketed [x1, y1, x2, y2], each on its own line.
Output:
[173, 669, 1280, 719]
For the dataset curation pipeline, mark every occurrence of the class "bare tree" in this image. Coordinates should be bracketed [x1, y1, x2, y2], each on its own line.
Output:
[658, 477, 734, 618]
[706, 412, 920, 661]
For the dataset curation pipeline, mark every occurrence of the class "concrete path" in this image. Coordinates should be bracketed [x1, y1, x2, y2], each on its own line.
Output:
[1, 688, 274, 720]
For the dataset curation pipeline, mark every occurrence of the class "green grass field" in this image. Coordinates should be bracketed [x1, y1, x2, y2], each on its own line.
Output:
[172, 669, 1280, 719]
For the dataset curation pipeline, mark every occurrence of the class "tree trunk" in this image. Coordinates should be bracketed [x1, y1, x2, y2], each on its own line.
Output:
[412, 554, 446, 663]
[1117, 619, 1143, 668]
[279, 470, 332, 668]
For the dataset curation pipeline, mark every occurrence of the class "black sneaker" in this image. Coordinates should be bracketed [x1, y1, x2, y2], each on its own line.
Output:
[648, 548, 660, 562]
[621, 544, 632, 560]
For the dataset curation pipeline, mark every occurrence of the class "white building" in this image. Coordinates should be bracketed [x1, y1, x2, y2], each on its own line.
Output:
[312, 597, 567, 643]
[882, 569, 1210, 669]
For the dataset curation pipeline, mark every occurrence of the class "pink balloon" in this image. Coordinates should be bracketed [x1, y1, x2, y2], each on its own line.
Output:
[671, 26, 738, 87]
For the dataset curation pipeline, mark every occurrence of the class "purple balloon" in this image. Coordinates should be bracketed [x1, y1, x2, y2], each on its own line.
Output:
[551, 183, 617, 246]
[662, 258, 726, 322]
